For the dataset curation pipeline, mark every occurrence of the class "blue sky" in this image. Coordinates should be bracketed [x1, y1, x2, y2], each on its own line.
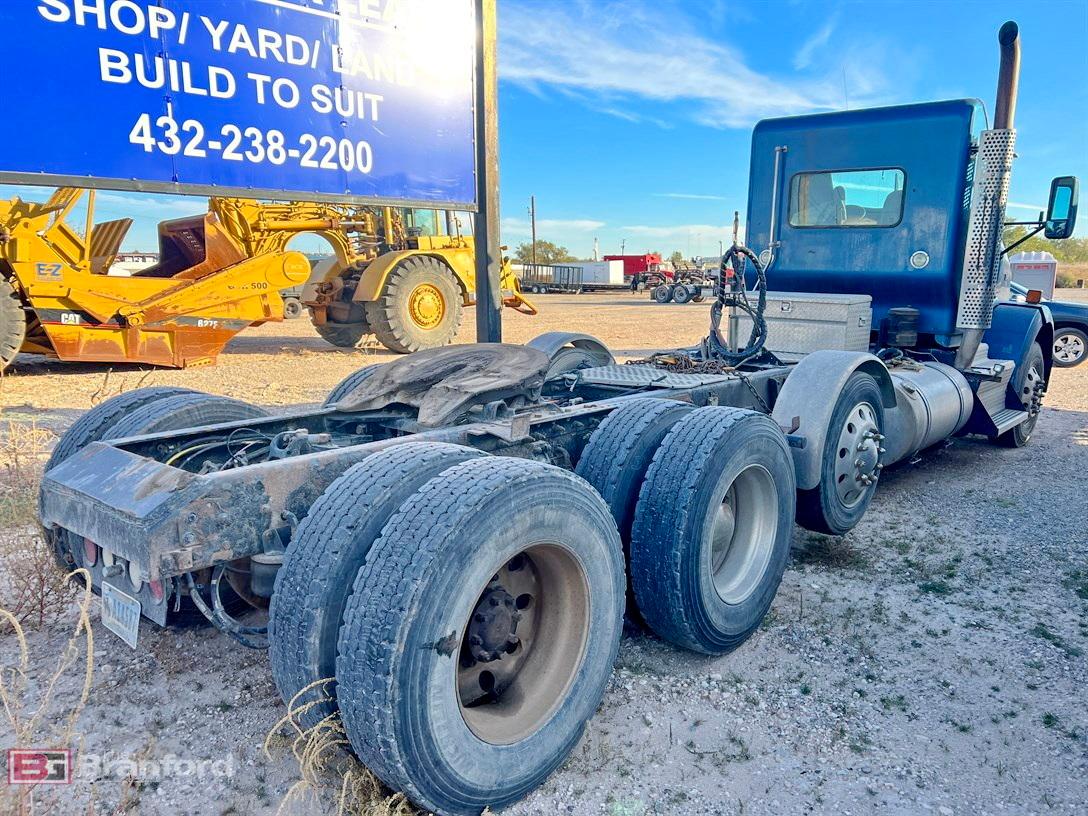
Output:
[4, 0, 1085, 257]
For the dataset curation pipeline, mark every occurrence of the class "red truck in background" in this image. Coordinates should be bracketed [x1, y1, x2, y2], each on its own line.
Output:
[604, 254, 666, 277]
[603, 253, 669, 288]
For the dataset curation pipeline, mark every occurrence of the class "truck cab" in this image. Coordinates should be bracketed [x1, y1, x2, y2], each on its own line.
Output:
[745, 99, 982, 349]
[743, 86, 1078, 442]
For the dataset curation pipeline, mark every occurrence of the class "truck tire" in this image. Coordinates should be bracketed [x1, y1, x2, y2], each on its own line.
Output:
[46, 387, 199, 474]
[795, 372, 885, 536]
[104, 392, 269, 440]
[672, 284, 693, 304]
[335, 458, 625, 816]
[630, 407, 796, 655]
[527, 332, 615, 380]
[0, 276, 26, 372]
[576, 398, 694, 621]
[652, 284, 673, 304]
[1053, 328, 1087, 368]
[269, 441, 484, 727]
[42, 387, 199, 570]
[282, 297, 304, 320]
[105, 392, 269, 625]
[322, 363, 384, 407]
[314, 321, 369, 349]
[997, 342, 1046, 448]
[365, 256, 464, 354]
[48, 391, 267, 623]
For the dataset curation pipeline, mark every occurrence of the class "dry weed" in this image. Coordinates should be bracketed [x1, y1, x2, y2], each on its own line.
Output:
[264, 679, 415, 816]
[0, 418, 74, 631]
[0, 418, 52, 528]
[0, 570, 95, 816]
[0, 529, 74, 631]
[88, 369, 155, 407]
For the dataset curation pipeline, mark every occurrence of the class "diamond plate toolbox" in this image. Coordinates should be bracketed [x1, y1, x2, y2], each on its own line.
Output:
[726, 292, 873, 357]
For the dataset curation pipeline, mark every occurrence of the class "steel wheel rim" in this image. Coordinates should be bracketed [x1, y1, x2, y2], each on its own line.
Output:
[457, 544, 589, 745]
[833, 401, 881, 508]
[1019, 358, 1044, 435]
[707, 464, 778, 605]
[408, 283, 446, 330]
[1055, 332, 1085, 364]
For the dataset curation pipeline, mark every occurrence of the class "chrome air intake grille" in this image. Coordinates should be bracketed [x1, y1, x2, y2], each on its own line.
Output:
[956, 129, 1016, 330]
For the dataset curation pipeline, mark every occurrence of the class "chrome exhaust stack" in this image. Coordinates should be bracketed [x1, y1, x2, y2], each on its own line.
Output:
[954, 21, 1020, 370]
[993, 21, 1021, 130]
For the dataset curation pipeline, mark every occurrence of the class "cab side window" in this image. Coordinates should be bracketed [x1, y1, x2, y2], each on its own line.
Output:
[789, 169, 906, 228]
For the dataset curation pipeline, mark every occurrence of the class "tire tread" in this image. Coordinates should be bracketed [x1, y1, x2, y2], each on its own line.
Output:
[268, 441, 482, 726]
[631, 407, 793, 653]
[336, 458, 619, 810]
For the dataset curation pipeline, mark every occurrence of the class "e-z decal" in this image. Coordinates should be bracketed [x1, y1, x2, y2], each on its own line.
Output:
[35, 263, 63, 281]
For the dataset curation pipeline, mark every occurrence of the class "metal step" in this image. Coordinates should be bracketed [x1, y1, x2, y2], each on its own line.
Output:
[990, 407, 1029, 435]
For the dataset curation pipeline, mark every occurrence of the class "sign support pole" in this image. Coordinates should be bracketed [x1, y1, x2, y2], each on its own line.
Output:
[474, 0, 502, 343]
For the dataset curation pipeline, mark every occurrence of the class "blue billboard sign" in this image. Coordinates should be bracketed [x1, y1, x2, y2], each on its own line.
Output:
[0, 1, 478, 207]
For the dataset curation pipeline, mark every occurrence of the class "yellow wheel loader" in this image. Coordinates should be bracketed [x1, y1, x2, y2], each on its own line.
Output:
[0, 190, 535, 372]
[0, 187, 310, 372]
[212, 198, 537, 354]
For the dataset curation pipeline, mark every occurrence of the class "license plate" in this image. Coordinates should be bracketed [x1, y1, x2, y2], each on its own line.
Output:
[102, 583, 141, 649]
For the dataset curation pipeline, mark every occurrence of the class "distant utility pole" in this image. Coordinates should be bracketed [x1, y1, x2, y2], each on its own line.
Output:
[593, 237, 600, 261]
[529, 195, 537, 266]
[719, 239, 724, 256]
[620, 239, 626, 254]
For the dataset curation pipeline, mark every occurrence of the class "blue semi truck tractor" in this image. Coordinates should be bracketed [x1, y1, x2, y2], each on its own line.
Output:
[39, 21, 1079, 816]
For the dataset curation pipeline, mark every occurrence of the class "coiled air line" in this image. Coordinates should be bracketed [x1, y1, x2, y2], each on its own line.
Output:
[703, 242, 770, 366]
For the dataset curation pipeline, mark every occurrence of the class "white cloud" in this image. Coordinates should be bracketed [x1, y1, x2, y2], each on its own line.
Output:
[502, 217, 606, 235]
[621, 223, 734, 240]
[626, 224, 726, 236]
[793, 17, 837, 70]
[500, 1, 887, 129]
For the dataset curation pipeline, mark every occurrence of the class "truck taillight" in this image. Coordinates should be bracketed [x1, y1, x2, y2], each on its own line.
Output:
[82, 538, 98, 567]
[149, 580, 165, 604]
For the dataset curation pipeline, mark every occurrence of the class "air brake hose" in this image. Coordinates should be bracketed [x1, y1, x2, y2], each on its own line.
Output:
[184, 570, 269, 649]
[706, 244, 769, 365]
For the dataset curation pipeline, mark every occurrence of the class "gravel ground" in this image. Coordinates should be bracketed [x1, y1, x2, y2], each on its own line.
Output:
[1, 291, 1086, 815]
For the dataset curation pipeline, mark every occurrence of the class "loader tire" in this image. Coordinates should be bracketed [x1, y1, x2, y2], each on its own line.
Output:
[336, 458, 624, 816]
[314, 321, 369, 349]
[322, 363, 384, 407]
[576, 398, 694, 622]
[0, 277, 26, 371]
[269, 441, 484, 727]
[365, 256, 463, 354]
[796, 372, 885, 535]
[42, 387, 198, 570]
[630, 407, 795, 655]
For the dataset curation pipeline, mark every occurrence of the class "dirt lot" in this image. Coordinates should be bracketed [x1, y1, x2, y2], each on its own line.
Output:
[1, 291, 1086, 815]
